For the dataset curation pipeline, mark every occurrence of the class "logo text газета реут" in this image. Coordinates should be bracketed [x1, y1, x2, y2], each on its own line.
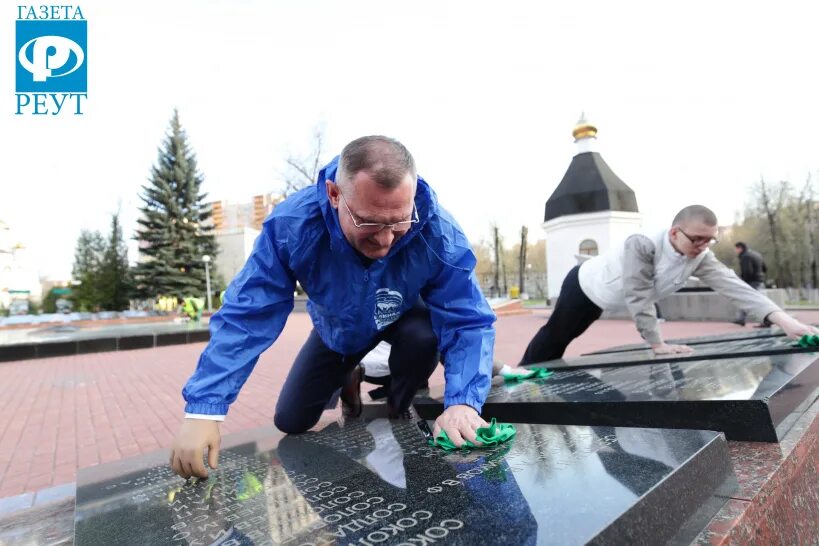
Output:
[15, 4, 87, 115]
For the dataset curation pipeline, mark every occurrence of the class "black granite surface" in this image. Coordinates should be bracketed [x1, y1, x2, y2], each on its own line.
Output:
[73, 417, 735, 546]
[585, 328, 785, 355]
[0, 344, 36, 362]
[155, 332, 190, 347]
[77, 337, 118, 354]
[0, 323, 210, 362]
[416, 353, 819, 442]
[117, 334, 155, 351]
[547, 336, 813, 370]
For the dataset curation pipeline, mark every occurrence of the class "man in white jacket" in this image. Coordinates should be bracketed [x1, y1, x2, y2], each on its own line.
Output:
[520, 205, 819, 364]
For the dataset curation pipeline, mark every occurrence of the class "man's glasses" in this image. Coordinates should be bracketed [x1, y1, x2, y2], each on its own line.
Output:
[677, 227, 718, 247]
[339, 192, 419, 234]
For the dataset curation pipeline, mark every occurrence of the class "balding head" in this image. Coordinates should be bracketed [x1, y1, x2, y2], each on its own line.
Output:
[336, 136, 417, 195]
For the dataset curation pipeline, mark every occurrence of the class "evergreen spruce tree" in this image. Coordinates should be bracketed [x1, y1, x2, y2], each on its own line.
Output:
[72, 229, 105, 311]
[98, 212, 132, 310]
[133, 110, 217, 299]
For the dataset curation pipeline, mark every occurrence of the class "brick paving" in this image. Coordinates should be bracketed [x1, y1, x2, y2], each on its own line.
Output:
[1, 309, 817, 499]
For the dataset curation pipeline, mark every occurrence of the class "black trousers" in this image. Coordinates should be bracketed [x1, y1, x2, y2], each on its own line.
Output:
[274, 301, 439, 433]
[519, 265, 603, 365]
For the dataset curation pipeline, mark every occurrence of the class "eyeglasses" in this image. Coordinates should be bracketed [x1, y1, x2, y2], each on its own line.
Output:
[338, 192, 419, 234]
[677, 227, 719, 247]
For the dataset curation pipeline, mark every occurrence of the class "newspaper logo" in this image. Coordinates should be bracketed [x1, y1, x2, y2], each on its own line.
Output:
[15, 5, 87, 115]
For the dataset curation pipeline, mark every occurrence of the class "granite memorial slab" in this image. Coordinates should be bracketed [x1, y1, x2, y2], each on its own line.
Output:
[546, 335, 814, 371]
[585, 327, 789, 356]
[415, 352, 819, 442]
[74, 417, 735, 545]
[0, 321, 211, 361]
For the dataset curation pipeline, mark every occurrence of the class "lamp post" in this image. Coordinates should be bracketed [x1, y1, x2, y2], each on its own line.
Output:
[202, 255, 212, 312]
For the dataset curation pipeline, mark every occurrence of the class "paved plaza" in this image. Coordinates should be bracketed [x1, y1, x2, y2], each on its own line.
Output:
[1, 309, 818, 500]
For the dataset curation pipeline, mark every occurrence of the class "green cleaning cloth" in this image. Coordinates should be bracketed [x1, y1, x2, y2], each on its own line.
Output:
[796, 334, 819, 348]
[429, 418, 516, 452]
[503, 366, 553, 383]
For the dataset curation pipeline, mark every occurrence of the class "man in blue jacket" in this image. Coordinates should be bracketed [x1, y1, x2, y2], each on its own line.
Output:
[170, 136, 496, 479]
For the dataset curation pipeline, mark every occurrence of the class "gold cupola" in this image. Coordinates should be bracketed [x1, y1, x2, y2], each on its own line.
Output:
[572, 112, 598, 141]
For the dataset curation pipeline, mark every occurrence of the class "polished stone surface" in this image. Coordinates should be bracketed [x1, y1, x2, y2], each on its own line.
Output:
[73, 417, 734, 545]
[585, 328, 785, 355]
[0, 322, 210, 361]
[0, 498, 74, 546]
[549, 335, 812, 370]
[0, 321, 208, 346]
[416, 352, 819, 441]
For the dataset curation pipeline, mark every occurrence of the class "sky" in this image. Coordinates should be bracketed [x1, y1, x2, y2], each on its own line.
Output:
[2, 0, 818, 280]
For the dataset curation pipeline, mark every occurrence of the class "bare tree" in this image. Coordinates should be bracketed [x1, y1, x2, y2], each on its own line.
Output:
[799, 174, 817, 288]
[755, 177, 792, 286]
[280, 126, 327, 197]
[518, 226, 528, 295]
[492, 224, 501, 297]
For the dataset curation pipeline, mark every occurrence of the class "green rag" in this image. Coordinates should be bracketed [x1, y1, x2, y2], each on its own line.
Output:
[429, 418, 516, 452]
[503, 366, 553, 383]
[797, 334, 819, 348]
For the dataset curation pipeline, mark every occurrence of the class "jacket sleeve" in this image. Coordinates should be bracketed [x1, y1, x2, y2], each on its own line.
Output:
[694, 252, 781, 321]
[621, 234, 663, 345]
[182, 220, 296, 416]
[739, 255, 752, 284]
[420, 237, 496, 414]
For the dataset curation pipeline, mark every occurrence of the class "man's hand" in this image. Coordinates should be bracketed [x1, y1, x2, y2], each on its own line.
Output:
[651, 343, 694, 355]
[492, 361, 529, 378]
[433, 404, 488, 449]
[767, 311, 819, 340]
[170, 419, 221, 479]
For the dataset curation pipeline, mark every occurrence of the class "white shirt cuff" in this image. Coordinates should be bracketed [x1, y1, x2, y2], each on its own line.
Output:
[185, 413, 225, 421]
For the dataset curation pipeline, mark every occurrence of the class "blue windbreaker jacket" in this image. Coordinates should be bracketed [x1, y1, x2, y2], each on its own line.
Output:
[182, 157, 496, 416]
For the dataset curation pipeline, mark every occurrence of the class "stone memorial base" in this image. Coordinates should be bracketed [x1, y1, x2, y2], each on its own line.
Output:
[0, 322, 210, 362]
[416, 353, 819, 442]
[70, 414, 735, 546]
[692, 394, 819, 544]
[601, 289, 787, 322]
[0, 399, 816, 545]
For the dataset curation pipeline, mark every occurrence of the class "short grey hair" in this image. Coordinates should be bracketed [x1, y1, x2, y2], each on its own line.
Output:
[672, 205, 718, 227]
[336, 136, 417, 192]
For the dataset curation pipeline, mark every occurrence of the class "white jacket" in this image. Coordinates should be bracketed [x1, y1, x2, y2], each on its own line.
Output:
[578, 229, 781, 344]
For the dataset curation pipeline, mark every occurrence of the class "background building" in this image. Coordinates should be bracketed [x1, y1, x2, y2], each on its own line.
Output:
[209, 193, 283, 286]
[0, 220, 43, 312]
[542, 116, 642, 300]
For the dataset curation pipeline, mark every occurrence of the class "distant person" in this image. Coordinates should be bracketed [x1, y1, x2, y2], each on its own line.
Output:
[732, 242, 771, 328]
[178, 296, 204, 323]
[519, 205, 819, 364]
[170, 136, 496, 480]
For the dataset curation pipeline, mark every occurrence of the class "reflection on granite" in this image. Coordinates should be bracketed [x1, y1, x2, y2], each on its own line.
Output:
[693, 396, 819, 545]
[0, 321, 209, 346]
[0, 321, 211, 361]
[551, 336, 812, 370]
[416, 353, 819, 441]
[0, 498, 74, 546]
[586, 328, 784, 355]
[74, 419, 734, 545]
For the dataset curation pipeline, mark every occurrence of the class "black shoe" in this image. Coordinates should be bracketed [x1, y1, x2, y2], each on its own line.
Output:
[731, 320, 746, 327]
[367, 385, 389, 400]
[340, 366, 363, 418]
[387, 404, 416, 420]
